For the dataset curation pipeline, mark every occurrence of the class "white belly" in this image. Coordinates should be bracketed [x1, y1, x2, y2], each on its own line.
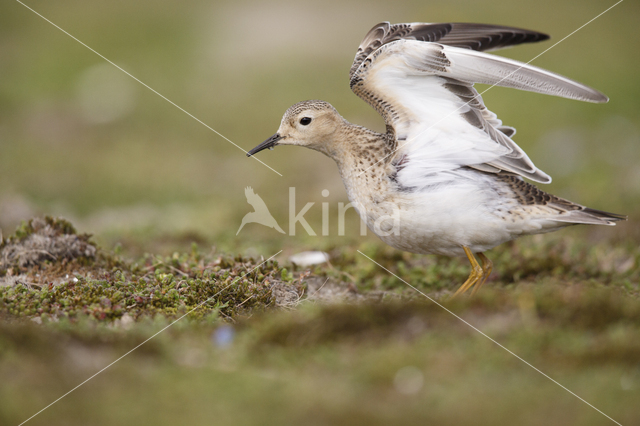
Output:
[347, 172, 562, 257]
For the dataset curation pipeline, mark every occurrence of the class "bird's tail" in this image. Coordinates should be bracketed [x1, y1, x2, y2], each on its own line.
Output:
[551, 206, 627, 226]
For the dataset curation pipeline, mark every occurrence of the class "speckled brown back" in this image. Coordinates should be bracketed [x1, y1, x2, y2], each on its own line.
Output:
[496, 174, 582, 211]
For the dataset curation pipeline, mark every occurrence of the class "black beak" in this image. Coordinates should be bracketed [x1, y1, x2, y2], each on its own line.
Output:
[247, 133, 283, 157]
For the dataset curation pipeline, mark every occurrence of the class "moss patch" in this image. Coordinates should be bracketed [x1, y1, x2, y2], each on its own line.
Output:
[0, 217, 301, 323]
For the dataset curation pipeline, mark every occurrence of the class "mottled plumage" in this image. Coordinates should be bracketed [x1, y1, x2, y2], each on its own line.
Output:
[248, 21, 626, 296]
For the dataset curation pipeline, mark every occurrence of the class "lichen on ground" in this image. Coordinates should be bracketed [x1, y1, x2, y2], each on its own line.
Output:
[0, 216, 96, 271]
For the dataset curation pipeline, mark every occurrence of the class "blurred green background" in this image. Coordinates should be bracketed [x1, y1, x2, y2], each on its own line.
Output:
[1, 0, 639, 255]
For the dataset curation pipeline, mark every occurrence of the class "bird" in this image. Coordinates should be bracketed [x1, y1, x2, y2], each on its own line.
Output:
[237, 186, 285, 235]
[247, 22, 626, 296]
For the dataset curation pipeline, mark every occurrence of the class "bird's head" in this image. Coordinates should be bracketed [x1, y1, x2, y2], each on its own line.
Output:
[247, 100, 344, 158]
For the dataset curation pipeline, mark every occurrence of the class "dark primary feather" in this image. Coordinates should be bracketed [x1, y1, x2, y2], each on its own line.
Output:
[349, 22, 549, 80]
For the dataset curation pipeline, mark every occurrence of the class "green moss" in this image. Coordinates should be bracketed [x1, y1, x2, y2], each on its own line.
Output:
[0, 218, 293, 323]
[0, 253, 285, 322]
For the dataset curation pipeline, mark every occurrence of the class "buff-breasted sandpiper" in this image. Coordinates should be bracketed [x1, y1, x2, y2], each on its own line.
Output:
[248, 22, 626, 296]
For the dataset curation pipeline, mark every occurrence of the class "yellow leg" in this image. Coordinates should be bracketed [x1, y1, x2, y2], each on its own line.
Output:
[451, 247, 483, 298]
[471, 253, 493, 296]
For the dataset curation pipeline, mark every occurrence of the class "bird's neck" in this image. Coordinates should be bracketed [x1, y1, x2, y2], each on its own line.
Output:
[318, 121, 396, 205]
[321, 122, 392, 167]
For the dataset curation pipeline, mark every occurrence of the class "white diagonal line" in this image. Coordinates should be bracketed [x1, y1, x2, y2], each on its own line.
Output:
[357, 250, 622, 426]
[15, 0, 283, 177]
[356, 0, 623, 176]
[18, 250, 283, 426]
[514, 0, 623, 67]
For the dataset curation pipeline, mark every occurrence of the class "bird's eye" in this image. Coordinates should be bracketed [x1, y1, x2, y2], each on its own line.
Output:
[299, 117, 312, 126]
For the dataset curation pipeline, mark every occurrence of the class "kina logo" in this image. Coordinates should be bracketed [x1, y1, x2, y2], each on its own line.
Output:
[236, 187, 285, 235]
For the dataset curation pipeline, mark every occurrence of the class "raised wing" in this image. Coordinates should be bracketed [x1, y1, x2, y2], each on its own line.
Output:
[350, 22, 550, 80]
[350, 36, 607, 186]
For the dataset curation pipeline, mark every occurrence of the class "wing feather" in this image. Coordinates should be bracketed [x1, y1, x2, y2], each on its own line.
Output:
[350, 22, 608, 187]
[350, 22, 549, 80]
[350, 37, 607, 186]
[433, 47, 607, 103]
